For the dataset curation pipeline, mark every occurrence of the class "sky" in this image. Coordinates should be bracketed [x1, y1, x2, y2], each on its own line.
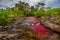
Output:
[0, 0, 60, 9]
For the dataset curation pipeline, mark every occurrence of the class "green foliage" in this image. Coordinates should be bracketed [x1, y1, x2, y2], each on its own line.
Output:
[23, 10, 34, 16]
[0, 1, 60, 25]
[0, 10, 10, 25]
[34, 9, 46, 17]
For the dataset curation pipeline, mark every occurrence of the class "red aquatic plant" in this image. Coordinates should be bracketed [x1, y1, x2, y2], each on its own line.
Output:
[31, 23, 52, 37]
[26, 17, 52, 37]
[25, 17, 40, 24]
[22, 17, 52, 37]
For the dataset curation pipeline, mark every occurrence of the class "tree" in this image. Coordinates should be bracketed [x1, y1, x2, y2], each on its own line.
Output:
[15, 1, 29, 11]
[36, 3, 45, 9]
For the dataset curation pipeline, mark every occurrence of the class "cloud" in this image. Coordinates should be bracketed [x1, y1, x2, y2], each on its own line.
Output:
[21, 0, 60, 8]
[45, 0, 60, 7]
[21, 0, 45, 6]
[0, 0, 60, 9]
[0, 0, 21, 9]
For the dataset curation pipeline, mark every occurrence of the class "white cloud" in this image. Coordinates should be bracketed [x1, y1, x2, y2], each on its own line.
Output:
[0, 0, 60, 9]
[0, 0, 21, 9]
[23, 0, 60, 8]
[21, 0, 55, 7]
[21, 0, 45, 6]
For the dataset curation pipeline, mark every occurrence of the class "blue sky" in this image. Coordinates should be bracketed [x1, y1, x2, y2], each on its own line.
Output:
[0, 0, 60, 9]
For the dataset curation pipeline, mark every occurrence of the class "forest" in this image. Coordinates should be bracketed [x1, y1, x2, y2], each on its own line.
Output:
[0, 1, 60, 25]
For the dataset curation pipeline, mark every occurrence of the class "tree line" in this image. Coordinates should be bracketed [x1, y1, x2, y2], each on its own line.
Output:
[0, 1, 60, 25]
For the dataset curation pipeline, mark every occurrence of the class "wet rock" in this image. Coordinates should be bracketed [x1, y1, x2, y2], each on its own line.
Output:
[0, 17, 60, 40]
[41, 16, 60, 33]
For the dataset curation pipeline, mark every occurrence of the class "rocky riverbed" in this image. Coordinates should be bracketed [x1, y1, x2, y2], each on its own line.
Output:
[0, 17, 60, 40]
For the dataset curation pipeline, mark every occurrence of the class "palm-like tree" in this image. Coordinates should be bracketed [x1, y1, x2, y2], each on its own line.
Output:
[15, 1, 29, 10]
[36, 3, 45, 9]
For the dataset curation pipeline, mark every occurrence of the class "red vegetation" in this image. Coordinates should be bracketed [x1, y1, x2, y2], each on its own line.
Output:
[27, 17, 52, 37]
[32, 23, 52, 37]
[25, 17, 40, 24]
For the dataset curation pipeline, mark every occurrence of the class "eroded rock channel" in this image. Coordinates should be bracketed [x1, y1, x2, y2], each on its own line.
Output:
[0, 17, 60, 40]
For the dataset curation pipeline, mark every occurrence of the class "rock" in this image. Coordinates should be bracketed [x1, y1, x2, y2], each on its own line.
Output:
[41, 16, 60, 33]
[0, 17, 60, 40]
